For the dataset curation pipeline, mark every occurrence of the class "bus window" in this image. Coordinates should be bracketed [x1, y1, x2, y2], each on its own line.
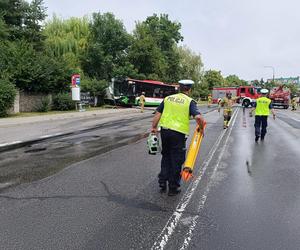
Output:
[240, 88, 245, 93]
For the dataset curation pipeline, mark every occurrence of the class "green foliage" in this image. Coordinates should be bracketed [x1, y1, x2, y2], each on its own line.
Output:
[192, 81, 209, 100]
[286, 83, 298, 96]
[128, 35, 167, 78]
[52, 93, 74, 111]
[0, 16, 8, 39]
[80, 77, 107, 96]
[203, 70, 224, 90]
[0, 40, 70, 93]
[224, 75, 247, 86]
[36, 96, 51, 112]
[0, 79, 17, 117]
[80, 77, 108, 106]
[130, 14, 183, 82]
[0, 0, 46, 48]
[177, 45, 203, 83]
[44, 15, 89, 70]
[81, 12, 132, 80]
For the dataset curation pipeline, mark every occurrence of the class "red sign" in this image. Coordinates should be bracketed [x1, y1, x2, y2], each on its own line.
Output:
[71, 74, 80, 87]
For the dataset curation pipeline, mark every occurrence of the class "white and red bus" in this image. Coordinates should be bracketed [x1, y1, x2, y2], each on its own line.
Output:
[108, 78, 178, 106]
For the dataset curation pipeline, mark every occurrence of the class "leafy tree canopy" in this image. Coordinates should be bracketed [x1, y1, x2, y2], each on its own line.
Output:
[0, 0, 47, 48]
[203, 70, 224, 90]
[81, 12, 133, 81]
[130, 14, 183, 82]
[44, 15, 90, 71]
[224, 74, 248, 87]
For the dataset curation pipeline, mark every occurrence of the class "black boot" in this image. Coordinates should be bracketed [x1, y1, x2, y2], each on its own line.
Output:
[255, 136, 260, 142]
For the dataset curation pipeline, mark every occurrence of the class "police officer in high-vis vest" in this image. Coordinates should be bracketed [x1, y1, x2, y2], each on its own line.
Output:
[250, 88, 276, 142]
[151, 80, 206, 196]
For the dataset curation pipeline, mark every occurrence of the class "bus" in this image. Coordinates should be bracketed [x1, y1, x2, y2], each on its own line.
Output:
[106, 77, 178, 106]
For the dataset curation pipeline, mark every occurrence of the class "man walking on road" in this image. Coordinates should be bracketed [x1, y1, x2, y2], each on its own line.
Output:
[250, 89, 276, 142]
[151, 80, 206, 196]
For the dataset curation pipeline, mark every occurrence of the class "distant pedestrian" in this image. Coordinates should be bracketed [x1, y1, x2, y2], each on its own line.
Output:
[207, 94, 212, 108]
[139, 92, 146, 113]
[291, 96, 297, 111]
[250, 89, 276, 142]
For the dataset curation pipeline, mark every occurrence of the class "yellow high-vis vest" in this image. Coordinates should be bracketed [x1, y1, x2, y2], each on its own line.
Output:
[255, 96, 271, 116]
[159, 93, 192, 135]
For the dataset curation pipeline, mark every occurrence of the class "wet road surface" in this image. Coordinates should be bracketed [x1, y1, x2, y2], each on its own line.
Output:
[0, 107, 300, 249]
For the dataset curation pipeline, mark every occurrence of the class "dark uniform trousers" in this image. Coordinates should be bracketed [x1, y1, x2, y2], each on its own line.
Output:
[159, 128, 186, 189]
[254, 116, 268, 138]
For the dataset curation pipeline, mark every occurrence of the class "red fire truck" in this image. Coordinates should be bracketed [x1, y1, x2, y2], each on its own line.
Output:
[212, 86, 261, 107]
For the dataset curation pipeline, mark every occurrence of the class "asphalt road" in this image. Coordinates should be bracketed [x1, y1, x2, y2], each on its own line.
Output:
[0, 107, 300, 250]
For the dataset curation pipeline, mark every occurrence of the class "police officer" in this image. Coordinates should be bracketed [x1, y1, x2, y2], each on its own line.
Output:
[151, 80, 206, 196]
[250, 89, 276, 142]
[218, 91, 235, 129]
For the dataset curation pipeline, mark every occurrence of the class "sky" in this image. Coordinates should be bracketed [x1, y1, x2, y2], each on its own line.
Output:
[43, 0, 300, 81]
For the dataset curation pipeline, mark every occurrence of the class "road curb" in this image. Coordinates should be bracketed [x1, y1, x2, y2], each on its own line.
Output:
[0, 108, 217, 153]
[0, 114, 154, 153]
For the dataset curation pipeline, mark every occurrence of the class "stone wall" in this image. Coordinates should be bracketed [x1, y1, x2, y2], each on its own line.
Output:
[9, 91, 52, 113]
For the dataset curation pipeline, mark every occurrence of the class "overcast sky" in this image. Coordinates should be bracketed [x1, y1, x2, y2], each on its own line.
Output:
[44, 0, 300, 81]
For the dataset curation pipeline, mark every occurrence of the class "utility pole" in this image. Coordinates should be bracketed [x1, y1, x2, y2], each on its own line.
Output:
[264, 66, 275, 84]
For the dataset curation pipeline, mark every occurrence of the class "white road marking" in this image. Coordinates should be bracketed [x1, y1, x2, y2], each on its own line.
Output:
[179, 108, 239, 250]
[151, 109, 239, 250]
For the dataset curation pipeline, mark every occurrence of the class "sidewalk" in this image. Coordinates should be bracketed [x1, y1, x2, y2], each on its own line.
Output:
[0, 107, 153, 147]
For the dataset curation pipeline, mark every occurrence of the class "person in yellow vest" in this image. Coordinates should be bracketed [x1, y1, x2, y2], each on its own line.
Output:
[218, 91, 236, 129]
[207, 94, 212, 107]
[139, 92, 146, 113]
[151, 80, 206, 196]
[250, 89, 276, 142]
[291, 96, 297, 111]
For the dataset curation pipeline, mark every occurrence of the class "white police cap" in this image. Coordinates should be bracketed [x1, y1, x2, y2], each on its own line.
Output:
[260, 89, 269, 94]
[178, 79, 194, 85]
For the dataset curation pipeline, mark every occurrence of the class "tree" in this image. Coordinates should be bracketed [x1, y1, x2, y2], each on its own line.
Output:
[130, 14, 183, 82]
[176, 45, 203, 83]
[286, 83, 298, 96]
[0, 0, 46, 48]
[0, 40, 70, 93]
[80, 77, 108, 105]
[0, 0, 27, 40]
[81, 12, 132, 81]
[224, 75, 247, 86]
[44, 15, 90, 71]
[0, 16, 8, 39]
[0, 79, 16, 117]
[128, 35, 167, 79]
[203, 70, 224, 90]
[23, 0, 47, 49]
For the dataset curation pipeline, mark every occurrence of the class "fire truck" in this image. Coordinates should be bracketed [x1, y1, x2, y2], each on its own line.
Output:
[269, 86, 290, 109]
[212, 86, 261, 107]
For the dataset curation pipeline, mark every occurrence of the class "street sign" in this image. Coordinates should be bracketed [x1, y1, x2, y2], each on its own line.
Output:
[71, 74, 81, 87]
